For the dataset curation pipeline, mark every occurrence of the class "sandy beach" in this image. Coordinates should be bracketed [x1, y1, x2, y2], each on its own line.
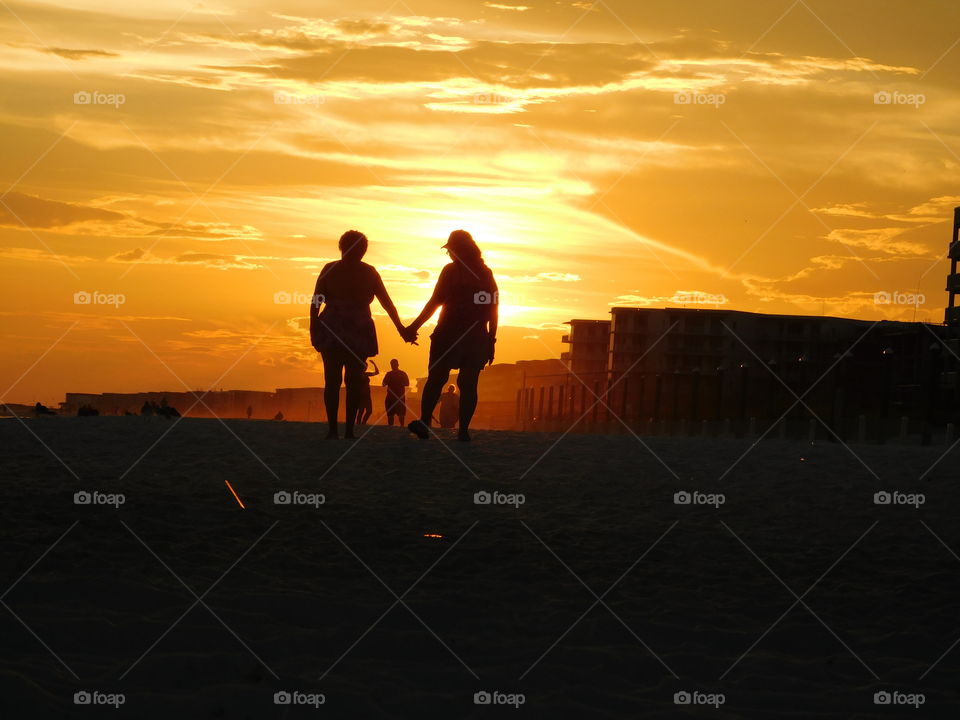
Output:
[2, 416, 959, 718]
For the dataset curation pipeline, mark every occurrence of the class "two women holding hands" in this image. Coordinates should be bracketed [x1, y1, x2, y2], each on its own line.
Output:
[310, 229, 497, 441]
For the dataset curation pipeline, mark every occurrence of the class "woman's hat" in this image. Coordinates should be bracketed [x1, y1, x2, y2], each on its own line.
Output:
[442, 229, 474, 251]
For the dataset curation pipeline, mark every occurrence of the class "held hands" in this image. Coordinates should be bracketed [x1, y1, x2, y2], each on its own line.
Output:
[400, 324, 419, 345]
[487, 335, 496, 366]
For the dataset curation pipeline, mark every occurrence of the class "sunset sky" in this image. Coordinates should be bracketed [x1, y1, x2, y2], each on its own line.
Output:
[2, 0, 959, 404]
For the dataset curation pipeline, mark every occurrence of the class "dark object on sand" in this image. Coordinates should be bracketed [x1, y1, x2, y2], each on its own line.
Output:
[77, 405, 99, 417]
[274, 411, 284, 421]
[33, 402, 56, 416]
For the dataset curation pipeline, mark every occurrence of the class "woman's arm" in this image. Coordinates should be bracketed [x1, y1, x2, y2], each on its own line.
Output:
[308, 267, 330, 351]
[310, 269, 328, 319]
[372, 270, 409, 337]
[486, 275, 499, 365]
[407, 268, 447, 334]
[367, 360, 380, 377]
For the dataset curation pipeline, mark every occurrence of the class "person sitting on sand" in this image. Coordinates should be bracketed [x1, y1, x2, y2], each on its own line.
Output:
[33, 402, 56, 416]
[309, 230, 415, 439]
[382, 359, 410, 426]
[405, 230, 498, 442]
[355, 359, 379, 426]
[438, 385, 460, 429]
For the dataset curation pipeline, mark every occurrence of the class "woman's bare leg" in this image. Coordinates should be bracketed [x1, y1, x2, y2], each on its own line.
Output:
[456, 366, 481, 436]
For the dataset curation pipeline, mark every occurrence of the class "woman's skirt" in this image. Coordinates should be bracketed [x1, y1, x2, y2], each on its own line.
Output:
[311, 302, 378, 360]
[428, 326, 489, 371]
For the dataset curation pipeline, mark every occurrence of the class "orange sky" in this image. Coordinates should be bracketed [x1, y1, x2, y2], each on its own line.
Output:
[2, 0, 959, 404]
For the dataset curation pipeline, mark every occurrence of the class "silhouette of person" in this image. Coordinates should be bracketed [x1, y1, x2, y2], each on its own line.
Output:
[405, 230, 498, 441]
[438, 385, 459, 429]
[355, 359, 380, 426]
[246, 405, 253, 420]
[382, 359, 410, 426]
[33, 401, 55, 416]
[310, 230, 413, 439]
[141, 400, 153, 417]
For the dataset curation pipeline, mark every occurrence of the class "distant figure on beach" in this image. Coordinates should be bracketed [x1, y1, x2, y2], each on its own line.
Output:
[140, 401, 153, 417]
[438, 385, 460, 429]
[33, 402, 56, 416]
[274, 410, 284, 421]
[382, 359, 410, 426]
[246, 405, 253, 420]
[355, 359, 380, 426]
[310, 230, 414, 439]
[155, 398, 180, 419]
[405, 230, 498, 442]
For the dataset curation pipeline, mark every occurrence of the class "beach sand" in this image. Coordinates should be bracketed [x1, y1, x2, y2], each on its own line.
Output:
[2, 416, 959, 718]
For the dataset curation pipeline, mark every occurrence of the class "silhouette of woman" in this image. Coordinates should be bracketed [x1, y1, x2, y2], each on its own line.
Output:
[406, 230, 498, 441]
[310, 231, 410, 439]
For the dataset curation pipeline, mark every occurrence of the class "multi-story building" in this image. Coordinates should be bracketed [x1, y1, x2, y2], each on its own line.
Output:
[561, 319, 610, 376]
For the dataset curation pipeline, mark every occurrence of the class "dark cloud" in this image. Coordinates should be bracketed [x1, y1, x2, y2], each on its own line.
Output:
[0, 192, 124, 228]
[44, 47, 118, 60]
